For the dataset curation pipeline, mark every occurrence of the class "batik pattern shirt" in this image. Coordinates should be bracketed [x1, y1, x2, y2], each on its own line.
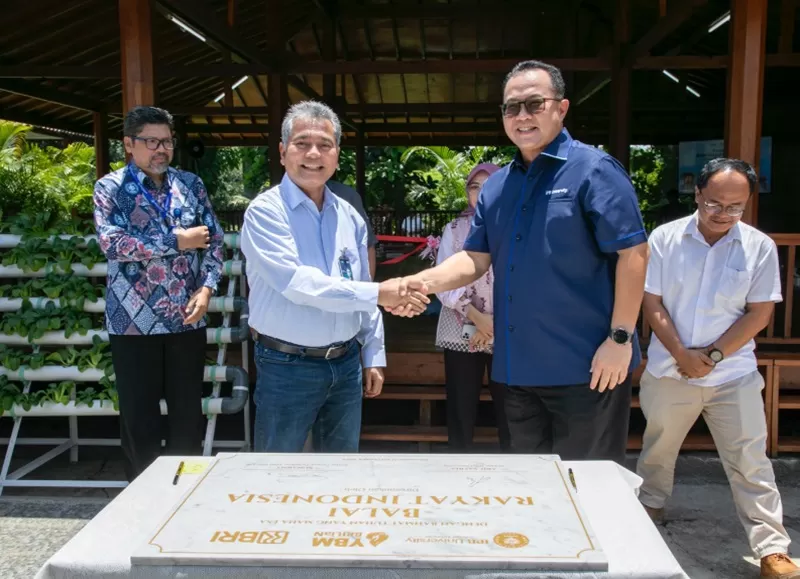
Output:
[93, 164, 224, 335]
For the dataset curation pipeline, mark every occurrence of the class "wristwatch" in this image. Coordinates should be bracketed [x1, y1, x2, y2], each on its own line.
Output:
[708, 346, 724, 364]
[609, 327, 633, 345]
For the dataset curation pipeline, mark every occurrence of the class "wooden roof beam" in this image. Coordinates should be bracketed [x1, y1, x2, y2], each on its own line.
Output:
[575, 0, 709, 105]
[0, 109, 92, 136]
[338, 2, 534, 19]
[185, 122, 502, 133]
[153, 0, 286, 67]
[0, 79, 105, 112]
[4, 54, 800, 81]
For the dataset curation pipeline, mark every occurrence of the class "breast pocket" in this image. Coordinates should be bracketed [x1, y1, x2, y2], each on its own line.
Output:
[717, 267, 751, 302]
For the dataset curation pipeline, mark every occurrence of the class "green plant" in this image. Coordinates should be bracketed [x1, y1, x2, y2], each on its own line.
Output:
[0, 375, 22, 413]
[0, 301, 96, 342]
[401, 146, 497, 211]
[1, 235, 104, 274]
[0, 346, 45, 371]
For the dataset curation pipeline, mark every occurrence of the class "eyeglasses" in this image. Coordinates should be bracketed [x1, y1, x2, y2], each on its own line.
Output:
[699, 191, 746, 217]
[131, 136, 178, 151]
[500, 97, 561, 118]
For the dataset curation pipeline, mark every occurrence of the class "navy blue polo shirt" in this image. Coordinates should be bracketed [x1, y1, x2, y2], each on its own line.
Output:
[463, 129, 647, 386]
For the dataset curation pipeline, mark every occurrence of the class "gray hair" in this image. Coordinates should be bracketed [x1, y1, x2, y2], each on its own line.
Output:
[281, 101, 342, 146]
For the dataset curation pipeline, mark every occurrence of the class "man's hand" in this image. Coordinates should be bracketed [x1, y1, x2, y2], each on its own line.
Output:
[175, 226, 210, 250]
[469, 330, 492, 351]
[378, 277, 430, 317]
[184, 286, 212, 325]
[363, 367, 384, 398]
[590, 339, 632, 392]
[675, 347, 715, 379]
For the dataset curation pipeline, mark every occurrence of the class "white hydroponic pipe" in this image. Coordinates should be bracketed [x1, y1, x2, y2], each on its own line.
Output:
[0, 260, 243, 279]
[0, 330, 108, 346]
[0, 366, 104, 382]
[0, 365, 249, 418]
[0, 234, 241, 249]
[0, 298, 105, 313]
[0, 296, 241, 315]
[0, 264, 107, 278]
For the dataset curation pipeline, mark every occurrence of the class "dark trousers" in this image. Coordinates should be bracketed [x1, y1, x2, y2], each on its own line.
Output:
[444, 349, 511, 451]
[109, 329, 206, 481]
[503, 376, 632, 464]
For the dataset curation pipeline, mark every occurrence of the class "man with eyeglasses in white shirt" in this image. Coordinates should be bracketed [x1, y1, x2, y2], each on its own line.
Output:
[637, 158, 798, 578]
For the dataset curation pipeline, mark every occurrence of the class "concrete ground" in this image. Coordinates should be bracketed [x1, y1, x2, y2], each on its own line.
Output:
[0, 449, 798, 579]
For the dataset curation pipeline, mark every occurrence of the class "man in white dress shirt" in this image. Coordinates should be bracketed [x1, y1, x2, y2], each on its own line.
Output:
[637, 158, 798, 578]
[240, 101, 428, 453]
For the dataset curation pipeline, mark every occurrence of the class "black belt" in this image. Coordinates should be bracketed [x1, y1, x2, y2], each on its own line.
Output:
[256, 333, 355, 360]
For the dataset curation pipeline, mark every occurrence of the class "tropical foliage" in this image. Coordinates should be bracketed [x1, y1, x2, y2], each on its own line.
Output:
[0, 121, 109, 220]
[0, 119, 671, 222]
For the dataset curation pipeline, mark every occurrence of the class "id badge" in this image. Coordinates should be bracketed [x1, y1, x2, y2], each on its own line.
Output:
[338, 249, 354, 280]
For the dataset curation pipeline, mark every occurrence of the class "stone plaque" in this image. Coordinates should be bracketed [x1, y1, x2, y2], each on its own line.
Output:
[132, 453, 607, 571]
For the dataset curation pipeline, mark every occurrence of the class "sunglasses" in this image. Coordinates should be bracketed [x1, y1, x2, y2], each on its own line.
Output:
[500, 97, 561, 117]
[131, 136, 178, 151]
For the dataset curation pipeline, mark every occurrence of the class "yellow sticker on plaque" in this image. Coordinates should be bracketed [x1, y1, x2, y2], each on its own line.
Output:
[181, 460, 210, 475]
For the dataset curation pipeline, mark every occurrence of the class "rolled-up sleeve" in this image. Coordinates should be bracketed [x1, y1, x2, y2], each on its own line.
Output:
[241, 196, 379, 313]
[582, 156, 648, 254]
[355, 221, 386, 367]
[747, 238, 783, 303]
[644, 227, 664, 296]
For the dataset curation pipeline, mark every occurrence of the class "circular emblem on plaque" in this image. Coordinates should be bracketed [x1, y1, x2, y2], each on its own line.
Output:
[493, 532, 529, 549]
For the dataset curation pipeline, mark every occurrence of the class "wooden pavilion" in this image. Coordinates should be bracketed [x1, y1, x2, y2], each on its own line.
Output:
[2, 0, 800, 453]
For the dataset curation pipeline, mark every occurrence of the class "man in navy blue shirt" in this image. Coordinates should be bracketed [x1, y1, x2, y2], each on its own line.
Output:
[391, 61, 649, 463]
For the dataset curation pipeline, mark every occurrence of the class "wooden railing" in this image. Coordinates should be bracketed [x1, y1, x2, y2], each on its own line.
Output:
[759, 234, 800, 345]
[215, 209, 461, 237]
[637, 233, 800, 347]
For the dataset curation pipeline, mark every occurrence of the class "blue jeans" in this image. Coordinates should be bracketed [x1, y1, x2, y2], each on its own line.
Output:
[253, 340, 363, 452]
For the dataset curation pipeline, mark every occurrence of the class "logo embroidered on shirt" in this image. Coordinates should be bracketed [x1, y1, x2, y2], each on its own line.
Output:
[545, 188, 569, 196]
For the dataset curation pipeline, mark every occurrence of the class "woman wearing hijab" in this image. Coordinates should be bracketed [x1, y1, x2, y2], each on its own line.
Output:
[434, 163, 511, 452]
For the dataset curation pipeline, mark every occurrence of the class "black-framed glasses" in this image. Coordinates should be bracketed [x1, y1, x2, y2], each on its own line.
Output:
[131, 136, 178, 151]
[699, 190, 746, 217]
[500, 97, 561, 118]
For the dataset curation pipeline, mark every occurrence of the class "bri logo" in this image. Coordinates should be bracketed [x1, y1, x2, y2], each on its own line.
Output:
[545, 188, 569, 196]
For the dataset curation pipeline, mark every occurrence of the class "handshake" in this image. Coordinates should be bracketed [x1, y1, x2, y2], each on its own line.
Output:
[377, 276, 431, 317]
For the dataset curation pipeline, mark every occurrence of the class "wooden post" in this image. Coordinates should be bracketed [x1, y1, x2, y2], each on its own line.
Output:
[609, 0, 631, 170]
[224, 0, 236, 108]
[322, 13, 336, 106]
[268, 73, 287, 185]
[93, 112, 109, 180]
[118, 0, 155, 112]
[779, 0, 796, 54]
[724, 0, 767, 226]
[356, 129, 366, 202]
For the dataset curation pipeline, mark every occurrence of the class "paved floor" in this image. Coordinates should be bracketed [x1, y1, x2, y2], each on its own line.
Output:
[0, 451, 798, 578]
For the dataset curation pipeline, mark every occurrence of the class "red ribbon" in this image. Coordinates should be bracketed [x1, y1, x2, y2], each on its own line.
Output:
[376, 234, 429, 265]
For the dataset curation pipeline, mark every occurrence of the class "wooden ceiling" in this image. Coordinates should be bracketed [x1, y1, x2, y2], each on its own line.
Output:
[1, 0, 798, 146]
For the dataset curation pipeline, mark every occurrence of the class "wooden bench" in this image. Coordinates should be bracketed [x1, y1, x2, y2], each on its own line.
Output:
[767, 354, 800, 456]
[363, 352, 777, 453]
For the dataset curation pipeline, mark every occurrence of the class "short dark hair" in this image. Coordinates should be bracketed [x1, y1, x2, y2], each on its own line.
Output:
[502, 60, 566, 99]
[697, 158, 758, 194]
[123, 106, 174, 137]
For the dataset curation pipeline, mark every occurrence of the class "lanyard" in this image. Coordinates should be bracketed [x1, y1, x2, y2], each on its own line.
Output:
[127, 164, 174, 227]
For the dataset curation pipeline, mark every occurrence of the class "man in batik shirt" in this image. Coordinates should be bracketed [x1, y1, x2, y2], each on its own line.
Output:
[93, 106, 224, 480]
